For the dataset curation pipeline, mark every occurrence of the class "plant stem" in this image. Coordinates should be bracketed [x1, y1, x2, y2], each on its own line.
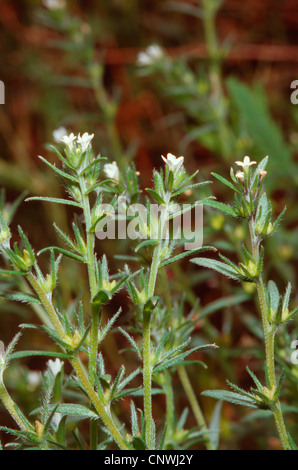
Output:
[143, 205, 168, 449]
[0, 382, 31, 432]
[78, 175, 99, 382]
[27, 272, 65, 338]
[161, 269, 213, 449]
[70, 354, 129, 450]
[202, 0, 231, 160]
[177, 366, 214, 450]
[249, 218, 290, 449]
[78, 175, 97, 297]
[27, 272, 129, 450]
[143, 311, 154, 449]
[164, 371, 175, 444]
[89, 306, 101, 385]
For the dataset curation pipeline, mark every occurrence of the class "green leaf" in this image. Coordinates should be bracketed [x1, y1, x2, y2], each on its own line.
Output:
[118, 328, 142, 360]
[38, 246, 86, 263]
[132, 436, 147, 450]
[160, 246, 216, 267]
[288, 434, 298, 451]
[202, 390, 258, 409]
[211, 172, 241, 193]
[135, 239, 158, 253]
[0, 269, 25, 276]
[209, 401, 222, 450]
[153, 346, 208, 373]
[92, 289, 113, 305]
[146, 188, 166, 205]
[191, 258, 241, 281]
[171, 181, 210, 197]
[268, 280, 280, 312]
[32, 404, 98, 420]
[202, 199, 238, 217]
[199, 293, 251, 319]
[0, 292, 41, 304]
[38, 156, 79, 183]
[9, 350, 72, 360]
[26, 197, 83, 209]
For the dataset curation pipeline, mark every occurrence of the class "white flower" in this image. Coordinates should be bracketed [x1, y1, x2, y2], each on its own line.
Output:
[60, 132, 77, 151]
[53, 126, 67, 143]
[161, 153, 184, 172]
[235, 171, 245, 181]
[47, 358, 63, 376]
[27, 371, 41, 388]
[137, 45, 164, 66]
[52, 412, 62, 430]
[235, 156, 257, 171]
[77, 132, 94, 152]
[43, 0, 66, 10]
[104, 162, 120, 181]
[259, 169, 267, 180]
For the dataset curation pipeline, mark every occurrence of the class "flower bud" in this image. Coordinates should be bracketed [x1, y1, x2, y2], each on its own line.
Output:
[22, 249, 34, 269]
[255, 221, 274, 238]
[281, 308, 290, 323]
[0, 228, 11, 246]
[262, 386, 276, 402]
[239, 260, 259, 279]
[42, 274, 55, 295]
[35, 420, 45, 437]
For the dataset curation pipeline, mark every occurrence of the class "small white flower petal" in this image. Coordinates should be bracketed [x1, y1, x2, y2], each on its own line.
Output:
[77, 132, 94, 152]
[52, 412, 62, 430]
[43, 0, 65, 10]
[235, 156, 257, 170]
[53, 127, 67, 143]
[235, 171, 245, 181]
[161, 153, 184, 172]
[27, 371, 41, 388]
[104, 162, 120, 181]
[47, 358, 63, 376]
[61, 133, 77, 150]
[137, 44, 163, 66]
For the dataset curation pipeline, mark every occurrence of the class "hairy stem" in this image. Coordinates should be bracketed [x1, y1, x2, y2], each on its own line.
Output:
[27, 272, 65, 338]
[249, 218, 290, 449]
[70, 355, 129, 450]
[27, 272, 129, 450]
[0, 382, 31, 432]
[143, 205, 168, 449]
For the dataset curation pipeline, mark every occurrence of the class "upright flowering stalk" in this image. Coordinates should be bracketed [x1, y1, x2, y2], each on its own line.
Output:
[0, 133, 131, 450]
[193, 156, 297, 450]
[124, 153, 216, 449]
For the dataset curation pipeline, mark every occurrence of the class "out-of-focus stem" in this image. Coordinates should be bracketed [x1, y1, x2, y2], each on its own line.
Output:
[202, 0, 231, 160]
[164, 371, 175, 443]
[161, 269, 213, 450]
[177, 366, 214, 450]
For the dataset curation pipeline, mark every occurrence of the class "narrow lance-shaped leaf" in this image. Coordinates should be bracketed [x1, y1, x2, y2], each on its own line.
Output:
[26, 197, 83, 209]
[191, 258, 242, 281]
[202, 390, 259, 409]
